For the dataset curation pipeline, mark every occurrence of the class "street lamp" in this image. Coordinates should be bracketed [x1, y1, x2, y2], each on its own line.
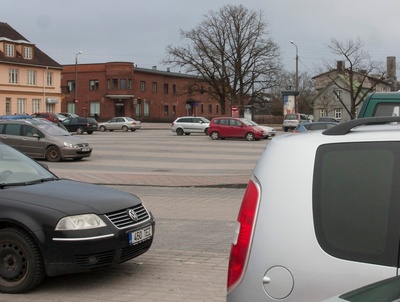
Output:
[74, 51, 82, 109]
[290, 41, 299, 92]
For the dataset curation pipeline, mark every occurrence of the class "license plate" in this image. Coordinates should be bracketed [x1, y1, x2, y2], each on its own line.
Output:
[129, 226, 152, 245]
[81, 147, 90, 152]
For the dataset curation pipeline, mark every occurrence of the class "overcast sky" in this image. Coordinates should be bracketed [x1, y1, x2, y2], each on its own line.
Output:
[2, 0, 400, 76]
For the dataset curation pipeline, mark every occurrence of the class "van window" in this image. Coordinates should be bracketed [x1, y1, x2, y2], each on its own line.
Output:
[374, 103, 400, 117]
[313, 142, 400, 267]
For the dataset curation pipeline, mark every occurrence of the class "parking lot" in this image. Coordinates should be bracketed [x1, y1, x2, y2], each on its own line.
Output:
[7, 126, 274, 302]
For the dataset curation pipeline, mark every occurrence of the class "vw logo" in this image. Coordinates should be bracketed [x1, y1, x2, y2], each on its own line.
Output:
[128, 209, 139, 222]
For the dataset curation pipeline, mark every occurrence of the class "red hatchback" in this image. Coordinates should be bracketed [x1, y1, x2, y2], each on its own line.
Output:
[208, 117, 264, 141]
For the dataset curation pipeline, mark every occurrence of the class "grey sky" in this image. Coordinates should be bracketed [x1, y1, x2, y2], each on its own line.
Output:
[1, 0, 400, 76]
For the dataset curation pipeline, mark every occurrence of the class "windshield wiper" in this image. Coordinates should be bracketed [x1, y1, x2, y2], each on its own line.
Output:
[0, 177, 57, 189]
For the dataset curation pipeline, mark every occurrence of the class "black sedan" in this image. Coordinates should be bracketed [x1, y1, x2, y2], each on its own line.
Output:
[0, 143, 155, 293]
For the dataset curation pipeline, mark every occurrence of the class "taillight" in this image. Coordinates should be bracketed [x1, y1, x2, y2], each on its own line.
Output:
[227, 177, 260, 291]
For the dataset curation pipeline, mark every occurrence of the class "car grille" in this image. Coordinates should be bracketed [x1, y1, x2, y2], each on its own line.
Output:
[105, 204, 150, 229]
[75, 250, 115, 266]
[120, 239, 153, 263]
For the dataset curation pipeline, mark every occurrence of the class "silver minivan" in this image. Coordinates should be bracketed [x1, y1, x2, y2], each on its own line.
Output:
[0, 119, 92, 162]
[227, 117, 400, 301]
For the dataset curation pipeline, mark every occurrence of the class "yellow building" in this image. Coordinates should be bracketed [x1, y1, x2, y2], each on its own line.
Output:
[0, 22, 63, 116]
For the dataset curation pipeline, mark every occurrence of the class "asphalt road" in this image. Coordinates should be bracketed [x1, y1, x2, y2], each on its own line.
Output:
[6, 127, 274, 302]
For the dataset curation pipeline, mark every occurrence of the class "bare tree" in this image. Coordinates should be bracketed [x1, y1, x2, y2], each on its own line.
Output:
[163, 4, 282, 115]
[326, 37, 386, 118]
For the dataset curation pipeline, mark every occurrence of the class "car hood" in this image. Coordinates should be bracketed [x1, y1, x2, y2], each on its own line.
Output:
[0, 179, 141, 215]
[51, 135, 89, 144]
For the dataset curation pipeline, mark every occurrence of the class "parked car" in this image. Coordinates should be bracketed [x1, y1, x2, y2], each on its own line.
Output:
[31, 112, 59, 123]
[318, 117, 339, 123]
[322, 276, 400, 302]
[0, 114, 32, 120]
[62, 117, 98, 134]
[0, 119, 92, 162]
[293, 121, 338, 132]
[99, 117, 141, 132]
[208, 117, 264, 141]
[171, 116, 210, 135]
[244, 119, 276, 139]
[58, 112, 79, 118]
[282, 113, 309, 132]
[0, 142, 154, 293]
[227, 117, 400, 301]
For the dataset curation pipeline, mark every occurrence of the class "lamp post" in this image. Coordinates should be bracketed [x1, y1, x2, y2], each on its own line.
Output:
[290, 41, 299, 113]
[74, 51, 82, 111]
[290, 41, 298, 92]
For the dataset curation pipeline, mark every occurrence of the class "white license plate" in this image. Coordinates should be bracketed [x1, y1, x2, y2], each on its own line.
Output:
[129, 226, 152, 245]
[81, 147, 90, 152]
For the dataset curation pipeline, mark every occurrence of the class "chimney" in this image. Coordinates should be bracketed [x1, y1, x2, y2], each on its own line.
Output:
[337, 61, 345, 73]
[387, 56, 397, 91]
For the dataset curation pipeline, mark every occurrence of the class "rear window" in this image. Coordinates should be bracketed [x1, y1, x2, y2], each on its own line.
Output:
[313, 142, 400, 266]
[373, 103, 400, 117]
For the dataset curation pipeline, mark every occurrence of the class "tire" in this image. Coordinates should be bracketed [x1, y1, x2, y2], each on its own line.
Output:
[0, 228, 45, 293]
[176, 128, 184, 136]
[204, 128, 209, 135]
[131, 129, 136, 132]
[76, 127, 84, 135]
[46, 146, 61, 162]
[99, 126, 106, 132]
[87, 131, 93, 134]
[284, 127, 288, 132]
[184, 133, 190, 136]
[210, 131, 220, 140]
[245, 132, 255, 141]
[122, 126, 128, 132]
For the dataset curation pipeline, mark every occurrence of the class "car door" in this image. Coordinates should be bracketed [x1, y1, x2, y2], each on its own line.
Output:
[107, 118, 118, 130]
[18, 125, 47, 158]
[0, 123, 22, 151]
[229, 119, 245, 138]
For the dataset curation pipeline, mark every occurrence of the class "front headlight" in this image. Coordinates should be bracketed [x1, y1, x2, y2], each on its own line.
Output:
[56, 214, 107, 230]
[64, 142, 79, 148]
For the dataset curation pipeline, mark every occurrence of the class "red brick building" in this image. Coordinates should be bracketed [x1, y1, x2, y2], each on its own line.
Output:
[61, 62, 223, 122]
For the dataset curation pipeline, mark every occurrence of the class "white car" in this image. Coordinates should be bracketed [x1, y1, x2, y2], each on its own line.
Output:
[171, 116, 210, 135]
[244, 120, 276, 139]
[98, 117, 141, 132]
[227, 116, 400, 302]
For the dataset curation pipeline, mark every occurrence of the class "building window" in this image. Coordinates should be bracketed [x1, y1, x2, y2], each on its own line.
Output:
[320, 109, 326, 118]
[172, 105, 176, 116]
[27, 70, 36, 85]
[201, 104, 204, 114]
[172, 84, 177, 95]
[32, 99, 40, 113]
[5, 98, 11, 115]
[164, 84, 169, 94]
[46, 103, 55, 112]
[144, 101, 150, 117]
[140, 81, 146, 92]
[112, 79, 118, 89]
[120, 79, 127, 89]
[89, 80, 99, 91]
[208, 104, 212, 114]
[90, 101, 100, 117]
[128, 79, 132, 89]
[67, 80, 75, 92]
[9, 68, 18, 84]
[152, 82, 157, 93]
[47, 72, 53, 87]
[335, 109, 342, 120]
[164, 105, 169, 116]
[67, 102, 76, 114]
[23, 46, 32, 59]
[5, 44, 14, 57]
[334, 90, 341, 101]
[17, 98, 26, 114]
[216, 104, 219, 114]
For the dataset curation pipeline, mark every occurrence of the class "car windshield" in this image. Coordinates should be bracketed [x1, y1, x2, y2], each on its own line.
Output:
[0, 144, 56, 187]
[199, 117, 210, 123]
[36, 123, 71, 136]
[285, 114, 297, 120]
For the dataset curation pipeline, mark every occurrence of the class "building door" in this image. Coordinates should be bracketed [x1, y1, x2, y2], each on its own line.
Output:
[115, 102, 125, 117]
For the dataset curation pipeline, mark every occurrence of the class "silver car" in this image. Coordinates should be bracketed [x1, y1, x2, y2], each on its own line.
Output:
[227, 117, 400, 301]
[0, 119, 92, 162]
[171, 116, 210, 135]
[98, 117, 141, 132]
